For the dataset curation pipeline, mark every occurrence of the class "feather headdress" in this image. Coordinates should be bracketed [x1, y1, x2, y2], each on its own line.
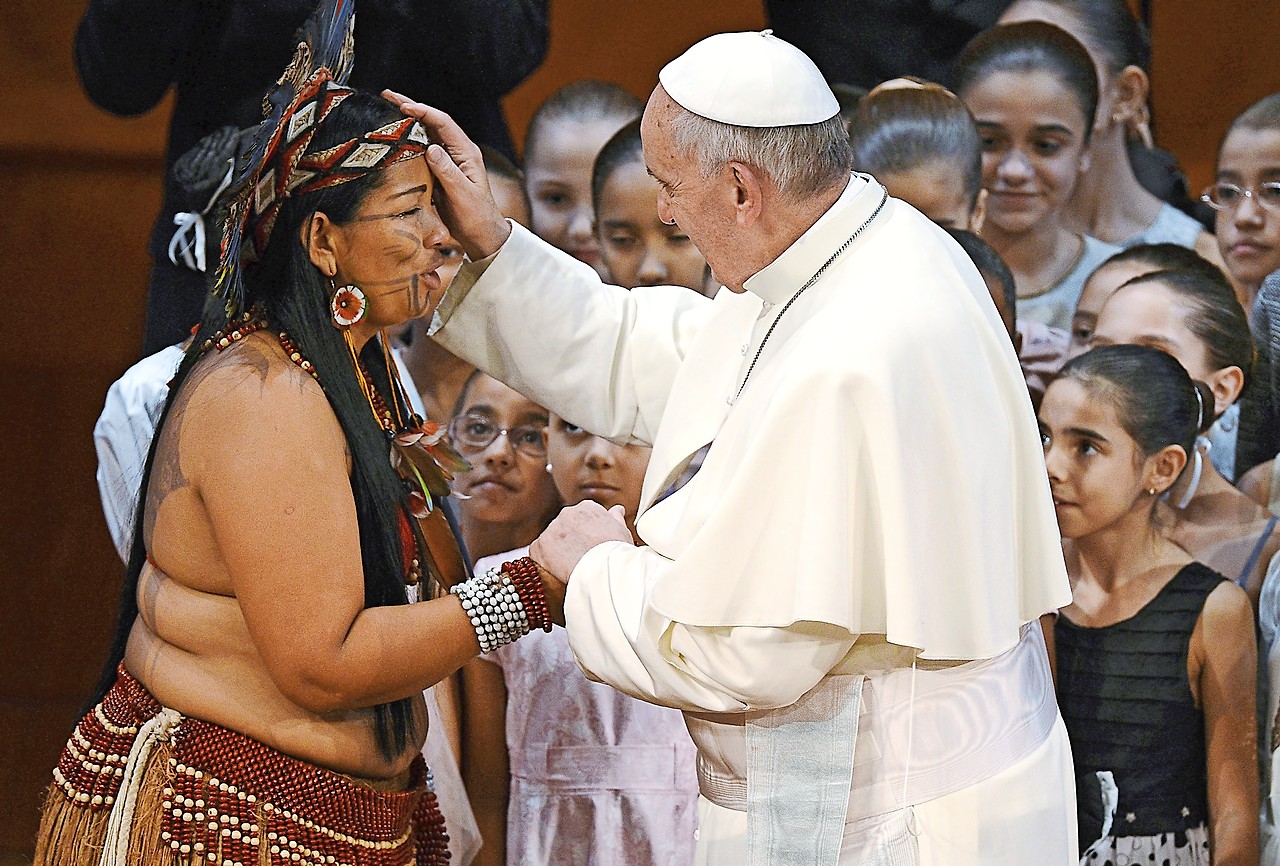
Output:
[212, 0, 429, 319]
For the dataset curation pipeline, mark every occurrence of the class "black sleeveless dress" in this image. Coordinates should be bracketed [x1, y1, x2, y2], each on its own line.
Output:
[1055, 562, 1226, 864]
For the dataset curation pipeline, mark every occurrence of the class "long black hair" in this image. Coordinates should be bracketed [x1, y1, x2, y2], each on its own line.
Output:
[98, 92, 425, 760]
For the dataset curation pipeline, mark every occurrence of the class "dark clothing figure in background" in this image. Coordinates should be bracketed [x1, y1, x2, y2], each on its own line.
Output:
[765, 0, 1012, 91]
[75, 0, 549, 356]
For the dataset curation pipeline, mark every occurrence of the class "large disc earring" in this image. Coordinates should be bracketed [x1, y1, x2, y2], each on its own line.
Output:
[331, 282, 367, 328]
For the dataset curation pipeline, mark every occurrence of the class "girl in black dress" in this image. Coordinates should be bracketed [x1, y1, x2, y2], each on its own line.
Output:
[1038, 344, 1258, 864]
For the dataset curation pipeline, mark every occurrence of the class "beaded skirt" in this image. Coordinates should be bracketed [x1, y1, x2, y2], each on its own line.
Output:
[34, 666, 449, 866]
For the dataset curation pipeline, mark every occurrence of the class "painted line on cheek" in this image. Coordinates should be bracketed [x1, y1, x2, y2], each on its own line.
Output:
[391, 229, 420, 263]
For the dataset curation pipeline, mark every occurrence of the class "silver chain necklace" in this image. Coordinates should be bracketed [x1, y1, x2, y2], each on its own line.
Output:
[730, 184, 889, 405]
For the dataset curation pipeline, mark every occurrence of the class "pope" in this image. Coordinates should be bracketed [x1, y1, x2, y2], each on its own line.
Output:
[390, 30, 1076, 865]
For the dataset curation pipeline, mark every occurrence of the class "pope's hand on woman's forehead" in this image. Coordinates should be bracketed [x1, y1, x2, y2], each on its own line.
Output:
[382, 89, 511, 261]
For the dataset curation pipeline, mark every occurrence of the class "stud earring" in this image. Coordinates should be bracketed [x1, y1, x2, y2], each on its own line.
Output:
[1148, 487, 1157, 496]
[545, 463, 554, 473]
[330, 281, 367, 328]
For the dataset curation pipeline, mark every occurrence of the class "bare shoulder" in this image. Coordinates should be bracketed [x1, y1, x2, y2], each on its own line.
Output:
[175, 334, 347, 474]
[1237, 460, 1273, 510]
[1201, 578, 1254, 640]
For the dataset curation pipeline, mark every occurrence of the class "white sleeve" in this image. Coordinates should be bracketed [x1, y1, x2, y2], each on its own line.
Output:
[93, 382, 160, 562]
[431, 222, 713, 445]
[93, 346, 183, 562]
[564, 541, 857, 714]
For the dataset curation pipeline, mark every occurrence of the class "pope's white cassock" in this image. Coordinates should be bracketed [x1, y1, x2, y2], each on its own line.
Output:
[433, 168, 1076, 863]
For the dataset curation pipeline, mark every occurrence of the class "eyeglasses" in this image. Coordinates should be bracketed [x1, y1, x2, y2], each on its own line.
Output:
[1200, 181, 1280, 212]
[448, 413, 547, 457]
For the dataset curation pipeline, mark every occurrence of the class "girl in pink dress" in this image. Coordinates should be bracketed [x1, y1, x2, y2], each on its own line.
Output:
[462, 417, 697, 866]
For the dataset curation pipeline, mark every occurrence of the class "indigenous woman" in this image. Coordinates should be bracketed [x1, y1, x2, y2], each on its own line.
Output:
[34, 8, 561, 865]
[1040, 345, 1258, 864]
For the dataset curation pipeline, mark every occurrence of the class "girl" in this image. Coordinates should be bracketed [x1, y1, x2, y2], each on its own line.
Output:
[1040, 344, 1257, 865]
[523, 80, 642, 276]
[848, 77, 986, 231]
[1091, 268, 1277, 604]
[998, 0, 1222, 261]
[593, 119, 713, 294]
[956, 21, 1121, 330]
[448, 371, 562, 564]
[1066, 244, 1236, 480]
[461, 416, 698, 866]
[1068, 243, 1227, 359]
[1207, 93, 1280, 308]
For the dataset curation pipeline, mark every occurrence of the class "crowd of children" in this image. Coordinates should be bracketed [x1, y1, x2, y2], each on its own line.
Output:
[89, 1, 1280, 862]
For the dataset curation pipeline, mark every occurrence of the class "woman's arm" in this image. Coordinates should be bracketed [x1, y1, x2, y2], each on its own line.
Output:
[460, 658, 510, 866]
[184, 352, 552, 712]
[1193, 581, 1259, 865]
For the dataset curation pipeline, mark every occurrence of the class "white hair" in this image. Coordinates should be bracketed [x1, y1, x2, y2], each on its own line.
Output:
[667, 108, 852, 199]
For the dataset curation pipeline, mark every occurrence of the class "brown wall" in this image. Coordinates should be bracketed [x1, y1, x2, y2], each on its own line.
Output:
[0, 0, 1276, 860]
[1149, 1, 1280, 193]
[0, 3, 167, 861]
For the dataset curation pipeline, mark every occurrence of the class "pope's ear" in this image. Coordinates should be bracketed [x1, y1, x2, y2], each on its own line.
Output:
[302, 210, 340, 277]
[727, 161, 764, 229]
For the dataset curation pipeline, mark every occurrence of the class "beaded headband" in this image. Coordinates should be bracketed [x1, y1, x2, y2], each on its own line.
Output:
[243, 73, 431, 264]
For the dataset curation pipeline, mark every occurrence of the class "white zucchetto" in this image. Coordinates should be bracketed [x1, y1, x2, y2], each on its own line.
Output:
[658, 30, 840, 128]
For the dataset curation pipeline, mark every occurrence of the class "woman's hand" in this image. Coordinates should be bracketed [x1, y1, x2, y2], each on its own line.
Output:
[530, 502, 633, 586]
[382, 90, 512, 260]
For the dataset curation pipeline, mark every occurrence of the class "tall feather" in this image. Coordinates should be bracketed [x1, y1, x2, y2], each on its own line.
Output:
[212, 0, 356, 318]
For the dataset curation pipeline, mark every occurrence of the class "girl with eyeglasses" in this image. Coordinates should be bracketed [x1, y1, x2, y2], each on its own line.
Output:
[447, 371, 562, 564]
[1207, 93, 1280, 310]
[1040, 344, 1258, 866]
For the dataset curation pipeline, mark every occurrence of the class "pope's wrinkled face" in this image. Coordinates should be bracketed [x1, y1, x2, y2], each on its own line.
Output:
[640, 87, 745, 291]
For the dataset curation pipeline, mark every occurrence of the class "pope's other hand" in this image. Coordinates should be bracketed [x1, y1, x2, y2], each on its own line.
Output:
[530, 502, 633, 584]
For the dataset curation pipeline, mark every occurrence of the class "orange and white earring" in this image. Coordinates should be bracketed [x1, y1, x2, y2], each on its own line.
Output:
[331, 281, 367, 328]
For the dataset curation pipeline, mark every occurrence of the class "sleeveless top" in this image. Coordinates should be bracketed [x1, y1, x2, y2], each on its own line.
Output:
[1118, 202, 1205, 250]
[1055, 562, 1226, 839]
